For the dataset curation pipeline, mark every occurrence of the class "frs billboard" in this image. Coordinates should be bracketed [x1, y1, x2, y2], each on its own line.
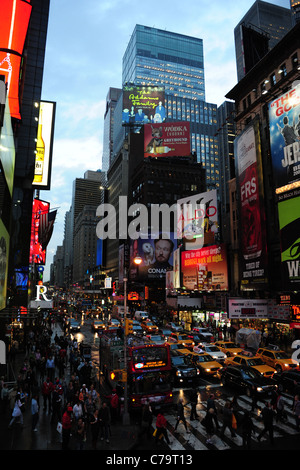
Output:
[181, 244, 228, 291]
[144, 122, 190, 158]
[122, 85, 165, 124]
[269, 82, 300, 193]
[235, 119, 268, 287]
[0, 0, 32, 120]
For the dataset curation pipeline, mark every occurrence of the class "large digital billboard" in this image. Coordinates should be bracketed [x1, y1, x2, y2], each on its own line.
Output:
[0, 0, 32, 120]
[235, 119, 268, 287]
[32, 101, 56, 190]
[144, 122, 190, 158]
[278, 189, 300, 288]
[269, 82, 300, 193]
[181, 244, 228, 291]
[122, 86, 165, 124]
[0, 219, 9, 310]
[29, 199, 50, 265]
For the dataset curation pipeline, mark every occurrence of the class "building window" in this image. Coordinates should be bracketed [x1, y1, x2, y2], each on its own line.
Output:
[278, 63, 287, 77]
[291, 53, 298, 70]
[270, 73, 276, 87]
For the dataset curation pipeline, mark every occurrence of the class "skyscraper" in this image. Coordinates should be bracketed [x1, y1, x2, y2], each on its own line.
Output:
[102, 87, 122, 172]
[234, 0, 293, 81]
[121, 25, 219, 190]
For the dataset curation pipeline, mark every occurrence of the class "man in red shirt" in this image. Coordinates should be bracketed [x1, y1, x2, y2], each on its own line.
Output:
[62, 406, 73, 450]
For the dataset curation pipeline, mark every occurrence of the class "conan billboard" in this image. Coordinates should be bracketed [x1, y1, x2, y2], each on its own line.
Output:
[269, 81, 300, 193]
[144, 122, 190, 158]
[234, 118, 268, 287]
[122, 85, 165, 124]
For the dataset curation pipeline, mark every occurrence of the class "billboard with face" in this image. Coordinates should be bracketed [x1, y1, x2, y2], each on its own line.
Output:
[269, 82, 300, 193]
[144, 122, 190, 157]
[122, 86, 165, 124]
[235, 119, 268, 287]
[129, 233, 175, 281]
[181, 244, 228, 291]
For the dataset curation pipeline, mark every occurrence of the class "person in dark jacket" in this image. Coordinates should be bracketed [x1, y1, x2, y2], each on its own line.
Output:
[174, 398, 190, 433]
[220, 400, 236, 439]
[206, 393, 219, 429]
[257, 401, 275, 445]
[189, 389, 198, 420]
[155, 411, 170, 444]
[99, 401, 111, 443]
[241, 410, 255, 449]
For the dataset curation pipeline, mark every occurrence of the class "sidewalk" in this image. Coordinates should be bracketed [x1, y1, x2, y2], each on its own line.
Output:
[0, 322, 140, 451]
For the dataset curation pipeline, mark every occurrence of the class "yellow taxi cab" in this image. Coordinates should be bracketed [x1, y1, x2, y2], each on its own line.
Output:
[167, 332, 195, 350]
[256, 346, 299, 373]
[213, 340, 243, 357]
[182, 350, 223, 377]
[225, 352, 277, 377]
[140, 320, 159, 334]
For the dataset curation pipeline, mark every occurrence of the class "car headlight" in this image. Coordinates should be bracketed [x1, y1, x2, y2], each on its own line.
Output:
[256, 387, 263, 392]
[205, 368, 211, 373]
[176, 370, 182, 377]
[197, 369, 200, 375]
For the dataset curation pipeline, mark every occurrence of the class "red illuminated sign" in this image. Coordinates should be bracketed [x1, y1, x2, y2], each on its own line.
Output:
[29, 198, 49, 265]
[0, 0, 32, 119]
[144, 122, 190, 158]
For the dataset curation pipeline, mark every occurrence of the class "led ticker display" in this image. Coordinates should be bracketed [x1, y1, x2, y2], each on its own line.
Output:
[144, 121, 190, 158]
[0, 0, 32, 120]
[131, 347, 168, 370]
[122, 86, 165, 124]
[29, 198, 49, 265]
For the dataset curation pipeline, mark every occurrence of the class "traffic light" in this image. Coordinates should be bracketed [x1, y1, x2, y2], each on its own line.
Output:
[125, 318, 133, 335]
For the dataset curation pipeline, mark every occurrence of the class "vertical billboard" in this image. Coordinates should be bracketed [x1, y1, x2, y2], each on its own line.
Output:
[144, 122, 190, 157]
[235, 118, 268, 287]
[122, 85, 165, 124]
[29, 199, 50, 265]
[278, 189, 300, 288]
[177, 190, 219, 250]
[33, 101, 56, 189]
[269, 82, 300, 193]
[0, 219, 9, 310]
[181, 244, 228, 291]
[0, 0, 32, 120]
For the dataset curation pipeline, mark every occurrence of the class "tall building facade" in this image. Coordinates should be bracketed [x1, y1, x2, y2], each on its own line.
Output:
[121, 25, 219, 190]
[102, 87, 122, 172]
[234, 0, 293, 81]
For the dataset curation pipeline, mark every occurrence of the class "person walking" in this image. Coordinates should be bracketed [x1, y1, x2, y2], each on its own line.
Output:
[293, 394, 300, 431]
[139, 401, 153, 440]
[257, 401, 275, 445]
[174, 398, 190, 433]
[42, 377, 53, 413]
[276, 393, 286, 423]
[31, 394, 39, 431]
[74, 417, 86, 450]
[62, 406, 73, 450]
[220, 400, 236, 439]
[8, 393, 24, 428]
[189, 389, 198, 421]
[206, 393, 220, 429]
[202, 408, 215, 444]
[90, 409, 100, 449]
[155, 411, 171, 445]
[240, 410, 255, 450]
[99, 401, 111, 444]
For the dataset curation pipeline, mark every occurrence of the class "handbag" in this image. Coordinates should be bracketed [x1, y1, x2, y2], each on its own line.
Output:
[232, 414, 237, 430]
[56, 422, 62, 434]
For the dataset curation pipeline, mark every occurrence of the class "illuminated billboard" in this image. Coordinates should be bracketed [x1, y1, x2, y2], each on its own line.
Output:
[278, 189, 300, 288]
[122, 86, 165, 124]
[235, 119, 268, 287]
[181, 244, 228, 291]
[144, 121, 190, 158]
[269, 82, 300, 194]
[0, 0, 32, 120]
[0, 87, 15, 196]
[177, 190, 219, 250]
[129, 232, 175, 281]
[0, 219, 9, 310]
[29, 199, 49, 265]
[33, 100, 56, 189]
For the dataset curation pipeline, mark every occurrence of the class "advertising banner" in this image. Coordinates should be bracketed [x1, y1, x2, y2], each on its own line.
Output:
[29, 199, 50, 265]
[33, 101, 56, 189]
[278, 189, 300, 287]
[0, 0, 32, 119]
[144, 122, 190, 157]
[129, 233, 175, 281]
[269, 82, 300, 193]
[0, 219, 9, 310]
[228, 298, 268, 319]
[122, 86, 165, 124]
[181, 244, 228, 291]
[235, 119, 268, 287]
[177, 189, 218, 250]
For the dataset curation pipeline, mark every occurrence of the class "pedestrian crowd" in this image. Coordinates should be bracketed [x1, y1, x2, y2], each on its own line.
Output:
[0, 315, 126, 450]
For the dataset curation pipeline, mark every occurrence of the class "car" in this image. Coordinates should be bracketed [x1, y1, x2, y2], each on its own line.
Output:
[256, 346, 299, 373]
[166, 322, 183, 332]
[272, 370, 300, 393]
[110, 318, 121, 328]
[225, 353, 277, 377]
[91, 320, 106, 332]
[168, 332, 195, 350]
[166, 342, 186, 354]
[159, 328, 172, 340]
[213, 341, 243, 357]
[191, 328, 215, 343]
[141, 320, 159, 334]
[132, 325, 144, 336]
[171, 352, 200, 385]
[69, 319, 81, 332]
[146, 334, 166, 344]
[220, 365, 278, 398]
[185, 350, 223, 377]
[194, 343, 227, 363]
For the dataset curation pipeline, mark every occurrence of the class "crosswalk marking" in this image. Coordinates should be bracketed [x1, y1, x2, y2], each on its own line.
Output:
[154, 392, 299, 450]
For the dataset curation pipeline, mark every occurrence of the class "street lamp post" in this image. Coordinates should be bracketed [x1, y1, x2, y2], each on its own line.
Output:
[122, 256, 142, 425]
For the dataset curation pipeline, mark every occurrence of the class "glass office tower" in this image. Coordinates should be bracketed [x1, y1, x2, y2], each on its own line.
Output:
[121, 25, 219, 190]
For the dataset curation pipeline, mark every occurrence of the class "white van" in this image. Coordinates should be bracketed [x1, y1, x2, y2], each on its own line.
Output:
[134, 311, 149, 321]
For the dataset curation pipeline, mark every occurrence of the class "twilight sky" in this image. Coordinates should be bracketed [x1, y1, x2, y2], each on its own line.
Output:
[39, 0, 290, 281]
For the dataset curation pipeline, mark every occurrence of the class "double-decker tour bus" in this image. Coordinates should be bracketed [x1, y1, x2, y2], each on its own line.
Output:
[100, 331, 173, 411]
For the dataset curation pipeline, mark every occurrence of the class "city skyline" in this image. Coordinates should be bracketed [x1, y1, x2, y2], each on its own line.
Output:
[39, 0, 290, 281]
